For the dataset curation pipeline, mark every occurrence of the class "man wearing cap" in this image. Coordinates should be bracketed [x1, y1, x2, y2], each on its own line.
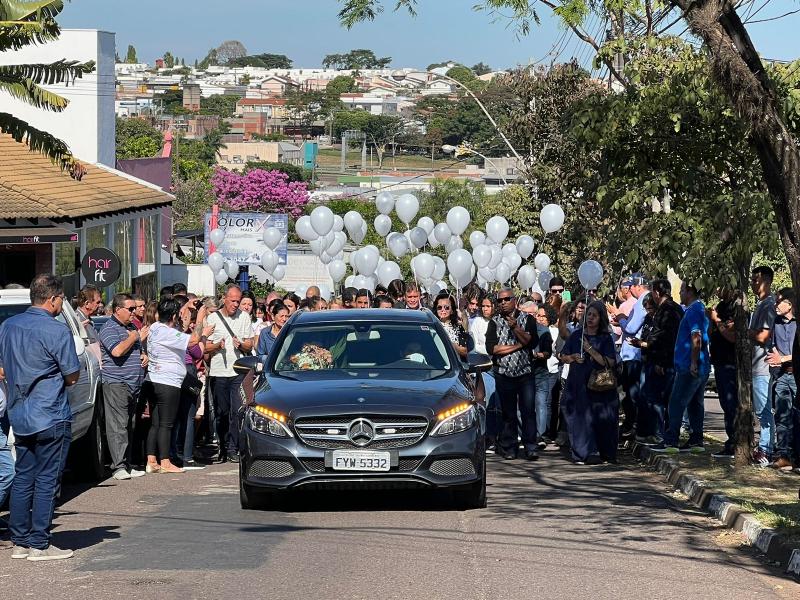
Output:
[607, 274, 650, 438]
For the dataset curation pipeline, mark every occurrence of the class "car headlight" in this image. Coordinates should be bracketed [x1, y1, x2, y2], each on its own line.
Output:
[247, 405, 293, 438]
[430, 403, 476, 436]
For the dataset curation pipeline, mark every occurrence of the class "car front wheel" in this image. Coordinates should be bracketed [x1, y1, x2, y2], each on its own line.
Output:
[452, 465, 487, 510]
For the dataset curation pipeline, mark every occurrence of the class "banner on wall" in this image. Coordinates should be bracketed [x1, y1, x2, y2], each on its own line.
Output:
[203, 212, 288, 266]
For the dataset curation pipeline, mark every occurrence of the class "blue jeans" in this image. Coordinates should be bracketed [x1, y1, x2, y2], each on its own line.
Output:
[0, 414, 14, 508]
[483, 373, 501, 443]
[640, 364, 675, 438]
[772, 372, 797, 460]
[495, 372, 537, 455]
[752, 374, 775, 455]
[621, 360, 642, 432]
[664, 370, 708, 447]
[10, 421, 72, 549]
[714, 364, 738, 451]
[533, 369, 554, 439]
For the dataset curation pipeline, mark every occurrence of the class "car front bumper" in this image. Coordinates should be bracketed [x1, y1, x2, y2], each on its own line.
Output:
[240, 424, 485, 491]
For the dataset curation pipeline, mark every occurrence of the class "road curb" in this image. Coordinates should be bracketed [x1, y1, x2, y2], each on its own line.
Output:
[632, 443, 800, 580]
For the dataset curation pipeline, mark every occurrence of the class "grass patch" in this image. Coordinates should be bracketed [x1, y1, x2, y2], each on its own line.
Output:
[317, 148, 457, 170]
[662, 442, 800, 543]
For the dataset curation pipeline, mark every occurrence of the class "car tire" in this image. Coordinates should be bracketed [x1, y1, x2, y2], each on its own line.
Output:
[74, 403, 107, 482]
[239, 479, 278, 510]
[453, 465, 487, 510]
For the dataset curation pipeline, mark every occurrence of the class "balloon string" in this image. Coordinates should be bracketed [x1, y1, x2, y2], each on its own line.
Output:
[580, 291, 589, 358]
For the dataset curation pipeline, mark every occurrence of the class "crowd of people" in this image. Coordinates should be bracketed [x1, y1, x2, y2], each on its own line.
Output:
[1, 264, 798, 561]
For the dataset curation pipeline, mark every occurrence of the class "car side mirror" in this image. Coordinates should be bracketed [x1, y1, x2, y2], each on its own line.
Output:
[73, 334, 86, 357]
[467, 352, 492, 373]
[233, 355, 263, 375]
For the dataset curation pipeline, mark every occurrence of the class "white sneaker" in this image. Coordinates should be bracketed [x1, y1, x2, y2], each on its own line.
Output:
[11, 545, 29, 559]
[128, 469, 146, 478]
[27, 545, 74, 561]
[112, 468, 131, 480]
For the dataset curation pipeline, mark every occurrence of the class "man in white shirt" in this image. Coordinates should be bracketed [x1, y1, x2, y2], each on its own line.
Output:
[204, 284, 255, 463]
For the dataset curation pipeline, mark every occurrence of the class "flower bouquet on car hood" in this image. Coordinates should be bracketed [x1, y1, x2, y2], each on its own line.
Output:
[290, 344, 333, 370]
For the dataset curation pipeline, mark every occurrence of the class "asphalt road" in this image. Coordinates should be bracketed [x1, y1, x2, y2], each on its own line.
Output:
[0, 448, 796, 600]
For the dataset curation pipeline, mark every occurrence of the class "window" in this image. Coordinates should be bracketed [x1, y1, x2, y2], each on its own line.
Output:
[506, 168, 516, 175]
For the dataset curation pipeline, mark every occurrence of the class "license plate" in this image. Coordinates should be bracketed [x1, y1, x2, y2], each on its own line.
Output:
[331, 450, 390, 471]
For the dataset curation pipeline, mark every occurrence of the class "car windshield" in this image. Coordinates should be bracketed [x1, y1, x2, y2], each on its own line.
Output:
[271, 322, 452, 378]
[0, 304, 28, 326]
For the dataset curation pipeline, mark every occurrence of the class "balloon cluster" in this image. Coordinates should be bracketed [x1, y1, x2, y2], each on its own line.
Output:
[206, 225, 287, 286]
[294, 191, 577, 296]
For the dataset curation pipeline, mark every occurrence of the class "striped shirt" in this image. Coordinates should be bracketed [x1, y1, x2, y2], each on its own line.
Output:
[98, 317, 143, 391]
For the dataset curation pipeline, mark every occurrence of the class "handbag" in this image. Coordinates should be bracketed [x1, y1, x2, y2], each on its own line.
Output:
[587, 355, 617, 392]
[183, 371, 203, 396]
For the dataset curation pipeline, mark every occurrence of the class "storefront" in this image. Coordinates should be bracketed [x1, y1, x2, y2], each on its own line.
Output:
[0, 134, 172, 299]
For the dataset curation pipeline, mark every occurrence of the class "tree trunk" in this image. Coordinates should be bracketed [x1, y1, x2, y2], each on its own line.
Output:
[732, 264, 755, 467]
[672, 0, 800, 289]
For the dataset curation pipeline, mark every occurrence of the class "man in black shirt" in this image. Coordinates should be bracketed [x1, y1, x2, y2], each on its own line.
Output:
[486, 287, 539, 460]
[708, 289, 739, 458]
[632, 279, 683, 444]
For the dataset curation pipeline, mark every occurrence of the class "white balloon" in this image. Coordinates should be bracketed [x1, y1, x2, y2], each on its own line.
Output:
[343, 211, 363, 236]
[308, 237, 328, 256]
[355, 247, 379, 275]
[409, 226, 428, 249]
[214, 269, 229, 285]
[295, 284, 308, 298]
[469, 230, 486, 249]
[395, 193, 420, 225]
[445, 235, 463, 253]
[472, 244, 491, 268]
[327, 232, 346, 257]
[432, 256, 446, 280]
[533, 253, 551, 272]
[502, 243, 518, 257]
[295, 215, 318, 241]
[209, 228, 225, 247]
[333, 214, 344, 232]
[417, 216, 435, 235]
[414, 253, 435, 279]
[479, 266, 495, 282]
[224, 260, 239, 279]
[260, 249, 279, 273]
[377, 261, 402, 287]
[272, 264, 286, 281]
[328, 259, 347, 283]
[538, 269, 554, 292]
[446, 206, 471, 236]
[447, 249, 473, 280]
[310, 206, 335, 237]
[352, 220, 367, 245]
[344, 275, 356, 288]
[516, 235, 535, 259]
[433, 223, 451, 244]
[207, 251, 224, 273]
[427, 231, 440, 248]
[320, 252, 333, 265]
[375, 191, 395, 215]
[486, 216, 509, 244]
[374, 214, 392, 237]
[495, 262, 511, 283]
[387, 232, 410, 258]
[540, 204, 565, 234]
[518, 265, 536, 290]
[489, 245, 503, 269]
[262, 227, 282, 250]
[504, 253, 522, 272]
[318, 284, 332, 300]
[577, 260, 604, 289]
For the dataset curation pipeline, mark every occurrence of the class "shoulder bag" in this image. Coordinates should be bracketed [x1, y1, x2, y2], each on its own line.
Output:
[587, 355, 617, 392]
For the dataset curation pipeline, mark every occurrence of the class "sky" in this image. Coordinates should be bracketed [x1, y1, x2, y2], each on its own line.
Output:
[59, 0, 800, 69]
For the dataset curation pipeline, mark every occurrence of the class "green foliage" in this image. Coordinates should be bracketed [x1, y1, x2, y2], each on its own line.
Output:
[414, 92, 499, 147]
[251, 132, 287, 142]
[478, 185, 537, 241]
[115, 116, 163, 159]
[326, 75, 359, 96]
[332, 111, 404, 167]
[199, 94, 240, 117]
[322, 49, 391, 70]
[172, 178, 215, 231]
[163, 51, 175, 68]
[228, 53, 292, 69]
[472, 62, 492, 76]
[125, 44, 137, 63]
[245, 161, 310, 182]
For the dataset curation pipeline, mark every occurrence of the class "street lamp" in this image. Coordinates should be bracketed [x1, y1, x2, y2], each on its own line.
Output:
[442, 143, 509, 186]
[391, 70, 522, 163]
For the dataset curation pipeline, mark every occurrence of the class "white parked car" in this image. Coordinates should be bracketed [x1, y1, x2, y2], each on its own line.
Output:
[0, 288, 105, 480]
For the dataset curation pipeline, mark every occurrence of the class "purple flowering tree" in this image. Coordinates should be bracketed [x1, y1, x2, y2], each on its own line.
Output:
[211, 168, 310, 217]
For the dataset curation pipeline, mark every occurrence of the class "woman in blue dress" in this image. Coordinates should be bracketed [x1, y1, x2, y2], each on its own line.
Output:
[559, 300, 619, 464]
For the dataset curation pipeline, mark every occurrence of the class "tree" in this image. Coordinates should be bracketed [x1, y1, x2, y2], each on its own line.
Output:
[163, 51, 175, 68]
[333, 111, 404, 168]
[0, 0, 96, 176]
[211, 168, 310, 217]
[215, 40, 247, 65]
[326, 75, 358, 96]
[427, 60, 456, 71]
[472, 62, 492, 76]
[198, 48, 218, 69]
[245, 161, 310, 182]
[199, 94, 241, 118]
[125, 44, 137, 64]
[116, 117, 163, 159]
[322, 49, 391, 70]
[172, 178, 215, 231]
[228, 53, 292, 69]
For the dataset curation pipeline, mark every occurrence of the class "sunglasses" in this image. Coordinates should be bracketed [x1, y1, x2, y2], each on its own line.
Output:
[119, 306, 135, 313]
[550, 288, 564, 293]
[497, 297, 514, 303]
[436, 305, 452, 311]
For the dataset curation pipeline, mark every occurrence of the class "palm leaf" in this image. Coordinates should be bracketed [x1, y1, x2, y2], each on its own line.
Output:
[0, 110, 85, 178]
[0, 59, 95, 84]
[0, 17, 60, 50]
[0, 0, 65, 21]
[0, 78, 68, 110]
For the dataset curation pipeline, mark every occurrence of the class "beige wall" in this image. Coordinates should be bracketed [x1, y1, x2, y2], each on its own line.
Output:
[217, 142, 280, 171]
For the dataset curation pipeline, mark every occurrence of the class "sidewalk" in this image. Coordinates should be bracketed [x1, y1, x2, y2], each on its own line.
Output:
[631, 390, 800, 579]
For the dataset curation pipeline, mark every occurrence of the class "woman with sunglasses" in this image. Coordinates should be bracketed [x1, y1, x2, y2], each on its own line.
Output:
[433, 292, 470, 359]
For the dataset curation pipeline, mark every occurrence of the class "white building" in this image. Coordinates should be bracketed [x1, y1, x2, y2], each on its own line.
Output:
[0, 29, 116, 167]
